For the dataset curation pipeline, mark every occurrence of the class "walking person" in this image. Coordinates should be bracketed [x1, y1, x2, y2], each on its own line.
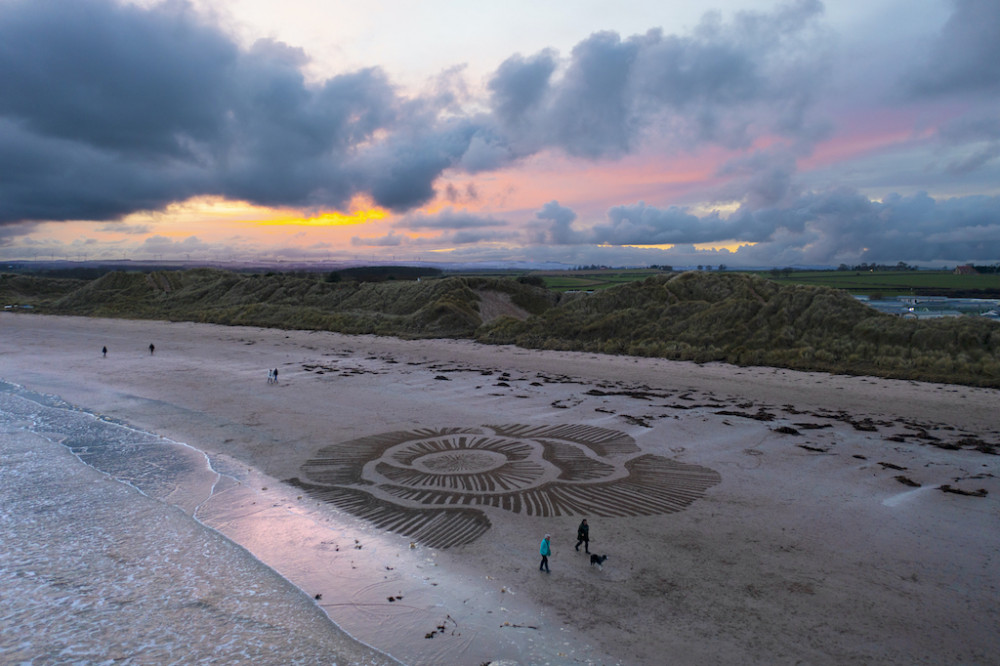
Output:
[272, 368, 278, 383]
[539, 534, 552, 573]
[267, 369, 274, 384]
[149, 343, 155, 355]
[102, 346, 107, 358]
[575, 518, 590, 554]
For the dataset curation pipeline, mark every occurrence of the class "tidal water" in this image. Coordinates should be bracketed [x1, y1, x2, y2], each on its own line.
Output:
[0, 383, 393, 665]
[0, 381, 602, 665]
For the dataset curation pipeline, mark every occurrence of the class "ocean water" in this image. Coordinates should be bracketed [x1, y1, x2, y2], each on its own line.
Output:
[0, 382, 604, 665]
[0, 383, 392, 665]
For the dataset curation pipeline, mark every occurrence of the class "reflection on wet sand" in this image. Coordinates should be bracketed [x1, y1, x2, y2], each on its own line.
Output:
[0, 381, 611, 665]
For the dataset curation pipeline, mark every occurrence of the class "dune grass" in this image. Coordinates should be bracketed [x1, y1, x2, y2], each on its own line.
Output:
[476, 272, 1000, 387]
[3, 269, 997, 387]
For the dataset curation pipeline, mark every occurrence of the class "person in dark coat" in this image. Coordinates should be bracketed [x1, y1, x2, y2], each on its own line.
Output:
[575, 518, 590, 554]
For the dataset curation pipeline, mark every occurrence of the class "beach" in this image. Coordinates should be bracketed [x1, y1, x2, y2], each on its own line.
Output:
[1, 313, 998, 664]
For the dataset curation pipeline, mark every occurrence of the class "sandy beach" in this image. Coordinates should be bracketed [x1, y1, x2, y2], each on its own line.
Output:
[2, 313, 998, 664]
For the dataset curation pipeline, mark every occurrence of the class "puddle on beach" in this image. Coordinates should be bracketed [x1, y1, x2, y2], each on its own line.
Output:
[881, 485, 938, 507]
[0, 381, 606, 665]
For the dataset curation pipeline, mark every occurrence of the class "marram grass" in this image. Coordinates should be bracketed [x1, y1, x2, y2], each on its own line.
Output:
[2, 269, 997, 387]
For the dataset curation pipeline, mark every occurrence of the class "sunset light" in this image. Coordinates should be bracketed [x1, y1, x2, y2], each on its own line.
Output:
[0, 0, 996, 268]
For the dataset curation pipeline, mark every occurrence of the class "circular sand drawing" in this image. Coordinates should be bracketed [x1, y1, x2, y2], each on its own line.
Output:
[289, 424, 721, 548]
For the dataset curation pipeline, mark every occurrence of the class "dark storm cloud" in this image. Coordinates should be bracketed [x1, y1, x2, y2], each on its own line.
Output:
[0, 0, 237, 158]
[0, 0, 483, 224]
[0, 116, 204, 222]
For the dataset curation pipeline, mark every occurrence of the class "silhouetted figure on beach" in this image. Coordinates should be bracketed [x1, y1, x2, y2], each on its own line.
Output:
[272, 368, 278, 383]
[539, 534, 551, 573]
[149, 343, 155, 355]
[102, 346, 107, 358]
[575, 519, 590, 554]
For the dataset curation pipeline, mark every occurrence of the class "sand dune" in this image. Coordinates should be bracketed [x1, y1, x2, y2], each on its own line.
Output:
[2, 313, 997, 664]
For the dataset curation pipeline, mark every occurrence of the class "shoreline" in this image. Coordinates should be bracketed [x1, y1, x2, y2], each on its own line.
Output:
[2, 313, 999, 664]
[1, 378, 606, 665]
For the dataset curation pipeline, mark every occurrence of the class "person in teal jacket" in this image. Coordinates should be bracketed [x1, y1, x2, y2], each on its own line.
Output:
[539, 534, 551, 573]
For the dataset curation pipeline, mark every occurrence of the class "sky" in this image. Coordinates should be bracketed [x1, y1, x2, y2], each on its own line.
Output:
[1, 0, 998, 268]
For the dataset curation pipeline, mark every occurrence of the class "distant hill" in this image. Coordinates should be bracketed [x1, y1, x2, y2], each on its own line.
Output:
[2, 269, 997, 387]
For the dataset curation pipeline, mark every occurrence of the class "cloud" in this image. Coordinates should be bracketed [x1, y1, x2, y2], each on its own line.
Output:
[587, 189, 1000, 265]
[1, 0, 997, 269]
[487, 0, 829, 157]
[443, 182, 480, 204]
[594, 203, 735, 245]
[0, 0, 835, 230]
[348, 207, 513, 249]
[531, 201, 583, 244]
[351, 231, 404, 248]
[488, 50, 557, 129]
[138, 234, 210, 255]
[396, 208, 506, 231]
[352, 227, 513, 248]
[0, 0, 237, 159]
[715, 150, 801, 209]
[907, 0, 1000, 98]
[0, 221, 39, 247]
[0, 0, 483, 223]
[97, 223, 152, 235]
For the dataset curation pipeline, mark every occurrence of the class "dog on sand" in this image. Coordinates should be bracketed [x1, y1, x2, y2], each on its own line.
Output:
[590, 553, 608, 569]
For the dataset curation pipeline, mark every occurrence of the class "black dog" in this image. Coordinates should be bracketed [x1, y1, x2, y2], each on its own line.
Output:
[590, 554, 608, 568]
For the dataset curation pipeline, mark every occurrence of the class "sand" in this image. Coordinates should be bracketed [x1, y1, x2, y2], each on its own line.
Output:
[1, 313, 998, 664]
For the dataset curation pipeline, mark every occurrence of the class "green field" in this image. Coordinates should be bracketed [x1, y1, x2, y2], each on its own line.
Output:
[532, 268, 667, 291]
[520, 268, 999, 297]
[751, 270, 999, 296]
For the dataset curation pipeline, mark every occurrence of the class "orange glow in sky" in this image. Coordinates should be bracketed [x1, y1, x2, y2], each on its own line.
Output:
[257, 203, 389, 227]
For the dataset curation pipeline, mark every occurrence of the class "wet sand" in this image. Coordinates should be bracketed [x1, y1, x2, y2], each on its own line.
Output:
[2, 313, 998, 664]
